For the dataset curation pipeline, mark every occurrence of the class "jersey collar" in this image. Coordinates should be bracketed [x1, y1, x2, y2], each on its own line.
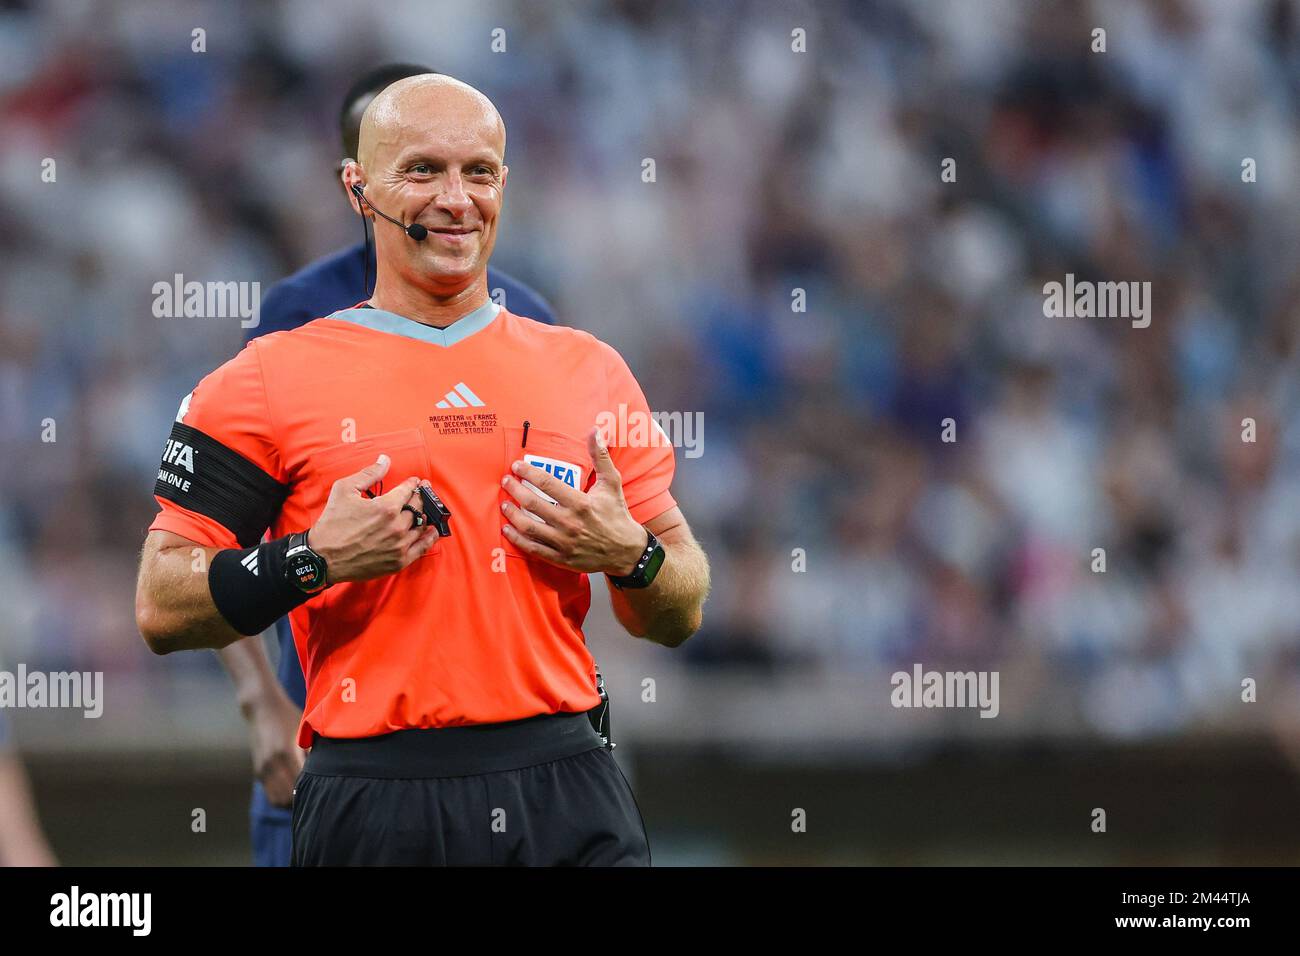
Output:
[328, 300, 501, 348]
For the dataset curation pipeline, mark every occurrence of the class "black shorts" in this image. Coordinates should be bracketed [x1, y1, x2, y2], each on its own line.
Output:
[290, 711, 650, 866]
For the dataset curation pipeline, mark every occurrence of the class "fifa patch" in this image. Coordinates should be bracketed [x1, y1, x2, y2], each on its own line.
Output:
[522, 453, 583, 504]
[162, 437, 196, 473]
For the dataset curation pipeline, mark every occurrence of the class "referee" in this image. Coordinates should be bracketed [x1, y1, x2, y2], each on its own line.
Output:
[134, 74, 711, 866]
[213, 62, 560, 869]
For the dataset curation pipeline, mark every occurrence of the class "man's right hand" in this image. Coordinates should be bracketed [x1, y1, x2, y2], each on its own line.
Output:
[308, 454, 442, 584]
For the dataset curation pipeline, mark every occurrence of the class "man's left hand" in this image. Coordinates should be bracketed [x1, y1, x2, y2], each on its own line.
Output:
[501, 426, 646, 575]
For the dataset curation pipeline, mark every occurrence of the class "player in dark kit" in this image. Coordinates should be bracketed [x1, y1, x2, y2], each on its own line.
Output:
[217, 64, 556, 867]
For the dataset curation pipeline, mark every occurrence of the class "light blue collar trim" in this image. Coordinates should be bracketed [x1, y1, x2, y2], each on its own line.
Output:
[329, 301, 501, 347]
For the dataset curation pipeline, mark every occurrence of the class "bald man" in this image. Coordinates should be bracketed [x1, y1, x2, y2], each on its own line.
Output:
[136, 74, 710, 866]
[217, 63, 558, 870]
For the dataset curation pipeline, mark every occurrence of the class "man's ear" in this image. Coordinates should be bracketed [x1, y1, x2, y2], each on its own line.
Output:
[341, 160, 366, 215]
[500, 164, 508, 191]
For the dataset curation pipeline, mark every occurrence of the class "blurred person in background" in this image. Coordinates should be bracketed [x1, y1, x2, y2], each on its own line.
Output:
[214, 62, 558, 867]
[0, 715, 56, 866]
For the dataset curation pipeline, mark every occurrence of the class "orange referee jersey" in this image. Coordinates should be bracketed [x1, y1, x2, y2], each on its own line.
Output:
[149, 302, 677, 747]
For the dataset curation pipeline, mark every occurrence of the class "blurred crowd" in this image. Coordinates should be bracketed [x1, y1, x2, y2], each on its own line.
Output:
[2, 0, 1300, 742]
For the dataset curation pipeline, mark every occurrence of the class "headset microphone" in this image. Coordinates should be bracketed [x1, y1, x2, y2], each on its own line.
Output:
[351, 183, 429, 298]
[350, 184, 427, 241]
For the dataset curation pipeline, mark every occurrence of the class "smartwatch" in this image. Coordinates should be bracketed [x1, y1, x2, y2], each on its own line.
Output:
[609, 527, 665, 590]
[284, 530, 330, 594]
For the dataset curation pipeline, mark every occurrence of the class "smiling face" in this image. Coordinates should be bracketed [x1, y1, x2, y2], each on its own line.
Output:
[347, 75, 508, 297]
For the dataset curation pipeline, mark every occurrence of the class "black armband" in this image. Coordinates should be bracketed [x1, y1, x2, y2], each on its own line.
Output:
[209, 533, 326, 636]
[155, 421, 289, 548]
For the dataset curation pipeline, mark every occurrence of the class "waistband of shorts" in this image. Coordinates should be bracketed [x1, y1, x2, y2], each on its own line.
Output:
[303, 711, 605, 779]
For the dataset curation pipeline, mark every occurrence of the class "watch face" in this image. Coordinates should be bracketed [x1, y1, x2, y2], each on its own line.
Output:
[642, 543, 666, 584]
[287, 552, 325, 592]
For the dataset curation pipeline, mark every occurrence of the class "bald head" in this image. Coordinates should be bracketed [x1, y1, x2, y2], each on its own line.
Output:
[357, 74, 505, 169]
[344, 73, 510, 304]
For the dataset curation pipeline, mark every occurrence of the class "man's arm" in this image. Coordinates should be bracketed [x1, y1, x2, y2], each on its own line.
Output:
[606, 507, 710, 648]
[218, 632, 304, 807]
[135, 530, 248, 654]
[142, 340, 289, 654]
[136, 457, 440, 654]
[501, 428, 710, 649]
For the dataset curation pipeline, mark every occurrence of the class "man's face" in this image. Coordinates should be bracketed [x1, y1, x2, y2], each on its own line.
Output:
[361, 86, 507, 289]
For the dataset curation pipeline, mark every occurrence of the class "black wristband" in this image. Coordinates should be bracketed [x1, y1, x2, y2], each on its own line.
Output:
[209, 534, 316, 636]
[609, 527, 665, 590]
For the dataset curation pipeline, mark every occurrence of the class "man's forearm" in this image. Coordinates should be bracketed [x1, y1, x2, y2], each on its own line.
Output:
[217, 634, 282, 716]
[608, 536, 710, 647]
[136, 539, 246, 653]
[218, 630, 307, 810]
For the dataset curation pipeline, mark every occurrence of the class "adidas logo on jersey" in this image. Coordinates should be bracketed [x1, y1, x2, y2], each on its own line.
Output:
[240, 552, 258, 576]
[435, 382, 485, 408]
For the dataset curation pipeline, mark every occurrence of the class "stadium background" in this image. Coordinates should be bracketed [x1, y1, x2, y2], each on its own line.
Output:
[4, 0, 1300, 864]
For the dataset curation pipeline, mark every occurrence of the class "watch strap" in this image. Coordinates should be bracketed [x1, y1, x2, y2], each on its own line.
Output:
[610, 528, 664, 590]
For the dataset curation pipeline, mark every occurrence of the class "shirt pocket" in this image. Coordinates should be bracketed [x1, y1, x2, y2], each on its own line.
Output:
[307, 428, 433, 511]
[299, 429, 439, 645]
[499, 424, 593, 560]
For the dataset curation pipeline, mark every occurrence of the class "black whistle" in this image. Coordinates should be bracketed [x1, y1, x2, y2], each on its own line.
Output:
[418, 485, 453, 537]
